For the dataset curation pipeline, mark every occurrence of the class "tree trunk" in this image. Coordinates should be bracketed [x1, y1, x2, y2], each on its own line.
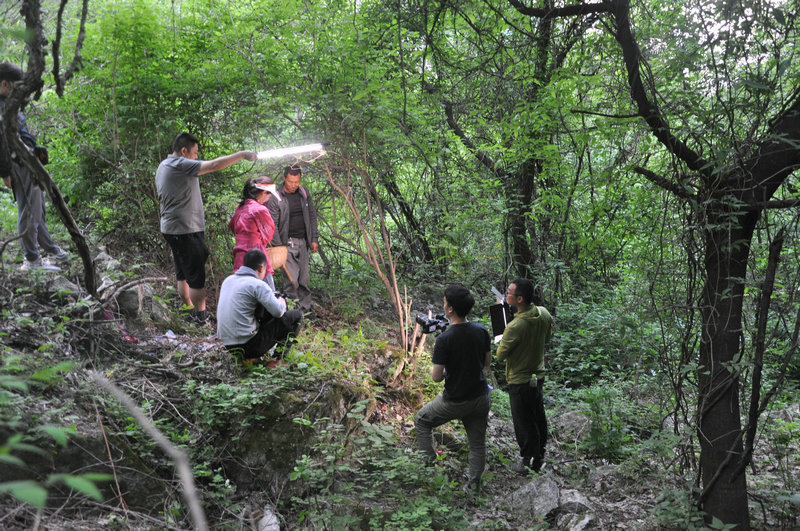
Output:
[505, 158, 540, 279]
[381, 175, 434, 262]
[697, 210, 757, 529]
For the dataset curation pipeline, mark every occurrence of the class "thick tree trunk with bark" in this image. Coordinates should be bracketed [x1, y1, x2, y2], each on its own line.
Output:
[505, 156, 546, 279]
[697, 212, 757, 528]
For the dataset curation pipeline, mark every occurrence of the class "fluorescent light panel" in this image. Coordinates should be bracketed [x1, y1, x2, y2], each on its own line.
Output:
[257, 143, 326, 160]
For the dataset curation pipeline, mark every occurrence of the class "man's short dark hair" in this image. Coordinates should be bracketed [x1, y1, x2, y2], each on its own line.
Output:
[0, 62, 23, 83]
[444, 284, 475, 318]
[511, 278, 535, 305]
[172, 132, 199, 154]
[283, 164, 302, 178]
[243, 249, 267, 270]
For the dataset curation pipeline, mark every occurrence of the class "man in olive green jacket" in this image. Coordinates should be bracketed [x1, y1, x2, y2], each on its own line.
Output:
[496, 278, 553, 473]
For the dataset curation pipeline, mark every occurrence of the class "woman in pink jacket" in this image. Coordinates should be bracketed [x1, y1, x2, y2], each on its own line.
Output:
[229, 176, 278, 289]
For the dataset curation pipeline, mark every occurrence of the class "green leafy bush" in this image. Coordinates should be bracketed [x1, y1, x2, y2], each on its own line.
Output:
[548, 294, 655, 387]
[288, 399, 470, 529]
[579, 387, 632, 461]
[0, 353, 110, 507]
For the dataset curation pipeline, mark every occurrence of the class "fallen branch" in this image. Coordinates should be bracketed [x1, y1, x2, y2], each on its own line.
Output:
[90, 372, 208, 531]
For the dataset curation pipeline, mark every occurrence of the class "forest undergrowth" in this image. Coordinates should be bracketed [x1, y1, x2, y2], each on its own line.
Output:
[1, 242, 799, 529]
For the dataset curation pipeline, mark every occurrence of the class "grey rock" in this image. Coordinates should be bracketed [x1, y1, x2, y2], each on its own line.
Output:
[560, 489, 593, 513]
[258, 505, 280, 531]
[47, 276, 81, 300]
[116, 286, 142, 317]
[556, 512, 596, 531]
[94, 251, 121, 271]
[113, 282, 170, 321]
[552, 410, 590, 444]
[509, 473, 560, 518]
[586, 465, 617, 485]
[586, 464, 618, 490]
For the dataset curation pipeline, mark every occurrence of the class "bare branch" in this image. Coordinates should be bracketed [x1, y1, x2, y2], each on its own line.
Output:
[748, 199, 800, 210]
[508, 0, 614, 18]
[91, 372, 209, 531]
[611, 1, 711, 176]
[735, 228, 784, 478]
[53, 0, 89, 96]
[99, 277, 170, 309]
[443, 100, 502, 176]
[634, 166, 695, 199]
[570, 108, 638, 120]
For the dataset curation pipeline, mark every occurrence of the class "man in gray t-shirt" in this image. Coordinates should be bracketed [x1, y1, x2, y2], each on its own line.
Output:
[156, 132, 256, 322]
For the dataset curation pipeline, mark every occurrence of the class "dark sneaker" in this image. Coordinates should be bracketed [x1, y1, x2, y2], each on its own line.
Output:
[182, 308, 209, 324]
[463, 480, 480, 495]
[51, 247, 69, 263]
[512, 458, 532, 474]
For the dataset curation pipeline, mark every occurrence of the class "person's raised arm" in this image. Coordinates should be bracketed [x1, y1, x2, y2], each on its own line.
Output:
[198, 151, 256, 175]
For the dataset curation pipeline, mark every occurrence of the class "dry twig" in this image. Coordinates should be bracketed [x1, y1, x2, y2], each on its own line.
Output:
[91, 372, 209, 531]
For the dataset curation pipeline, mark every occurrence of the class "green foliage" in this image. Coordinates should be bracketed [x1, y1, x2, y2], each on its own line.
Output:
[548, 291, 655, 387]
[289, 399, 470, 529]
[183, 378, 277, 433]
[652, 484, 709, 530]
[287, 326, 389, 382]
[0, 354, 109, 508]
[490, 387, 512, 420]
[579, 387, 632, 461]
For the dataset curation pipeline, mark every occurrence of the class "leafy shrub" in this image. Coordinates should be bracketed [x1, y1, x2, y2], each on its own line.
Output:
[288, 399, 470, 529]
[0, 352, 110, 507]
[579, 386, 633, 461]
[548, 294, 655, 387]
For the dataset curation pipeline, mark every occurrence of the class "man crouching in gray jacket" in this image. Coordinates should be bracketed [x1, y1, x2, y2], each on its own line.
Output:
[217, 249, 303, 362]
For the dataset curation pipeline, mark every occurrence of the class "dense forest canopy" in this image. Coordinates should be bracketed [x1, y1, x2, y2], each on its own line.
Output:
[2, 0, 800, 528]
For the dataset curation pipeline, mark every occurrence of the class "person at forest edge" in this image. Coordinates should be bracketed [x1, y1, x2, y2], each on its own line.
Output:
[0, 62, 68, 272]
[217, 249, 303, 361]
[155, 132, 256, 323]
[267, 164, 319, 314]
[229, 176, 278, 290]
[414, 284, 492, 494]
[496, 278, 553, 474]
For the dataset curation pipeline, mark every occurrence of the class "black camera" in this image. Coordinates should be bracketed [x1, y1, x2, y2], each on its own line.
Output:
[416, 313, 449, 334]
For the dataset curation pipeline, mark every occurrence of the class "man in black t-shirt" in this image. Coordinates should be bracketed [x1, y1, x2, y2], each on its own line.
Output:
[414, 284, 492, 494]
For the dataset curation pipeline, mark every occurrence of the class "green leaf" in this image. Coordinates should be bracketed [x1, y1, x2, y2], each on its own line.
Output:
[49, 474, 104, 501]
[0, 480, 48, 507]
[0, 376, 29, 392]
[31, 361, 77, 383]
[741, 79, 770, 91]
[4, 433, 24, 446]
[38, 425, 72, 447]
[7, 442, 47, 456]
[0, 454, 27, 467]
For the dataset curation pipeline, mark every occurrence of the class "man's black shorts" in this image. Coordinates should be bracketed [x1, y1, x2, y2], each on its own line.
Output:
[162, 232, 209, 289]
